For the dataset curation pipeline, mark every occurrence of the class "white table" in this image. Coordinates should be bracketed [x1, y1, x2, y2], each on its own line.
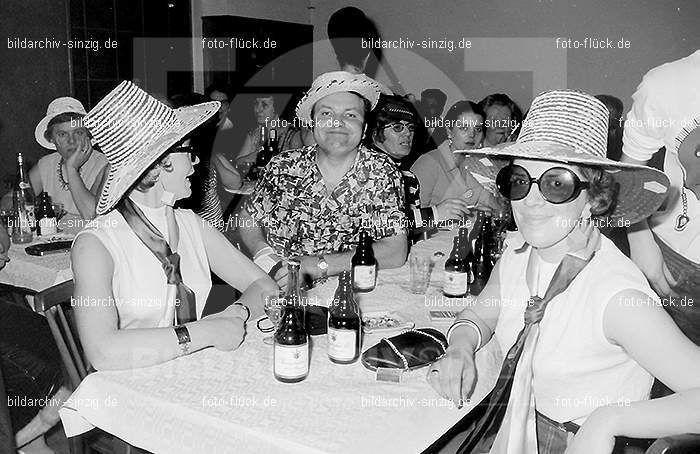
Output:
[60, 230, 504, 454]
[0, 215, 83, 292]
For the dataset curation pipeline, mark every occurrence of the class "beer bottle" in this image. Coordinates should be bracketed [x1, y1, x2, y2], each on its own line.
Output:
[273, 259, 309, 383]
[352, 230, 377, 292]
[15, 152, 36, 231]
[11, 189, 33, 244]
[328, 271, 361, 364]
[268, 128, 279, 155]
[443, 228, 470, 298]
[36, 192, 58, 237]
[470, 216, 494, 295]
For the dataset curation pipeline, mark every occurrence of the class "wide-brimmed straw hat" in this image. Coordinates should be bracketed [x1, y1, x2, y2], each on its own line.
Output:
[84, 81, 219, 215]
[35, 97, 87, 149]
[456, 90, 670, 224]
[295, 71, 383, 123]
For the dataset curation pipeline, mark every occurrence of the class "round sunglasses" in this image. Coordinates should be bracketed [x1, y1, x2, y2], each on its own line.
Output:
[496, 164, 590, 204]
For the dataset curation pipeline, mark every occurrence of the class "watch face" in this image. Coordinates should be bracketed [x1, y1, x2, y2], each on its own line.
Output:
[318, 260, 329, 270]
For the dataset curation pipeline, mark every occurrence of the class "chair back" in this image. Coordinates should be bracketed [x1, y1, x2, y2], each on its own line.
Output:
[34, 280, 90, 390]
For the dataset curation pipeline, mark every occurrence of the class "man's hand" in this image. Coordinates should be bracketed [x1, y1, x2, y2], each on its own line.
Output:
[65, 136, 93, 171]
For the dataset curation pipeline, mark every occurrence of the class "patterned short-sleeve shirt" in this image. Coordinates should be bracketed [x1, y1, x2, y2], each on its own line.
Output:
[244, 145, 407, 257]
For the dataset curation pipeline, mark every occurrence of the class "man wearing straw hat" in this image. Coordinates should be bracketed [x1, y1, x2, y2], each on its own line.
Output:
[620, 50, 700, 346]
[426, 90, 700, 454]
[239, 71, 408, 284]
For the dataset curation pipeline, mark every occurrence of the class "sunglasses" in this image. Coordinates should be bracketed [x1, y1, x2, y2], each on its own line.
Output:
[496, 164, 590, 204]
[384, 122, 416, 134]
[171, 144, 200, 165]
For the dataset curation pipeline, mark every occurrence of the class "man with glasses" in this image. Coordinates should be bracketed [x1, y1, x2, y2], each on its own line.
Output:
[369, 95, 476, 237]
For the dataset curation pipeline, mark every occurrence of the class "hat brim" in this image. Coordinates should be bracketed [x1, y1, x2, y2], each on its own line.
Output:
[296, 81, 380, 123]
[35, 116, 57, 149]
[95, 101, 219, 215]
[456, 141, 671, 224]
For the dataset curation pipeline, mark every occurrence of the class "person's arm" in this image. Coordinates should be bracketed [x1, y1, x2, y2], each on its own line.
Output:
[566, 288, 700, 453]
[0, 224, 9, 270]
[71, 233, 248, 371]
[427, 260, 504, 404]
[65, 138, 105, 219]
[235, 131, 256, 163]
[212, 152, 243, 190]
[28, 164, 43, 195]
[201, 218, 278, 315]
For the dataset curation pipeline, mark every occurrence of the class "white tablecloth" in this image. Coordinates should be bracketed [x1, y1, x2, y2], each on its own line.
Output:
[60, 230, 503, 454]
[0, 215, 84, 292]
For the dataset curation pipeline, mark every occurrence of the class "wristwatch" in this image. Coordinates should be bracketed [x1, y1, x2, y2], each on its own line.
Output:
[174, 325, 191, 356]
[317, 254, 329, 282]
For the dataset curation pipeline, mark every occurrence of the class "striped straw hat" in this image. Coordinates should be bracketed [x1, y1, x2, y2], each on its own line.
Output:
[84, 81, 219, 215]
[295, 71, 384, 123]
[456, 90, 670, 224]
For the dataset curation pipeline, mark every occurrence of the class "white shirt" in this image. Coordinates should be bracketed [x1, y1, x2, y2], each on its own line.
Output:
[622, 50, 700, 261]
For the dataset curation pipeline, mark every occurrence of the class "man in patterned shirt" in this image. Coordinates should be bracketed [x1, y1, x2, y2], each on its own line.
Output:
[239, 71, 408, 284]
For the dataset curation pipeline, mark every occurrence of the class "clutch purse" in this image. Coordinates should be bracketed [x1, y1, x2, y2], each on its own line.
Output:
[361, 328, 447, 371]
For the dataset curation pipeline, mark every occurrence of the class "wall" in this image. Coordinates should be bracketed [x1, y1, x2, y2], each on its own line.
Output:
[311, 0, 700, 114]
[191, 0, 312, 92]
[0, 0, 70, 189]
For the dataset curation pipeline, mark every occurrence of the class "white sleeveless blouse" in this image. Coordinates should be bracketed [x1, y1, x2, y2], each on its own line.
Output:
[74, 201, 211, 329]
[494, 233, 655, 425]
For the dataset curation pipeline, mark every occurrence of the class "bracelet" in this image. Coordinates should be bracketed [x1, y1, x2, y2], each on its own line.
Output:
[174, 325, 191, 356]
[447, 319, 483, 352]
[232, 302, 251, 323]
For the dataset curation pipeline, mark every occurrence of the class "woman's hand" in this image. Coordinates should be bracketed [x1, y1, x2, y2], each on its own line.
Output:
[66, 136, 93, 171]
[426, 346, 477, 407]
[564, 407, 617, 454]
[200, 304, 247, 351]
[434, 196, 473, 222]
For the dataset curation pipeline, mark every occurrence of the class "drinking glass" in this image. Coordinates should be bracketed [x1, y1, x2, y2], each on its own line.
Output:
[262, 290, 285, 345]
[409, 254, 433, 294]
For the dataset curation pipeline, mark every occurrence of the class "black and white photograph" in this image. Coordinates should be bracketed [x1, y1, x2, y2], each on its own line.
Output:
[0, 1, 699, 453]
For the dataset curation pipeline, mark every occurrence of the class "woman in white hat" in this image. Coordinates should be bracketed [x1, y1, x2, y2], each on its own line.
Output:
[71, 81, 277, 371]
[31, 97, 109, 219]
[427, 91, 700, 454]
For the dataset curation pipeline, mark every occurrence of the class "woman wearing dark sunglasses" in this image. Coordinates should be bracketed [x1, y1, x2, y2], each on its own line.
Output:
[427, 91, 700, 454]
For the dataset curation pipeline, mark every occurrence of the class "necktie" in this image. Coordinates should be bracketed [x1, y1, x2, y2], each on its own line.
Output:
[444, 252, 593, 454]
[117, 197, 197, 324]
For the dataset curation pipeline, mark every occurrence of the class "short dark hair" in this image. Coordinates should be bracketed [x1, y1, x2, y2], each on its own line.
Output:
[579, 165, 619, 218]
[204, 83, 230, 101]
[44, 112, 88, 141]
[479, 94, 523, 128]
[443, 100, 485, 129]
[134, 154, 174, 191]
[421, 88, 447, 106]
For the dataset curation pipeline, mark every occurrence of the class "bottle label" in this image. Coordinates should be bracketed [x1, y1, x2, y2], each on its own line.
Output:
[274, 343, 309, 379]
[19, 182, 31, 190]
[353, 265, 376, 289]
[38, 217, 58, 236]
[328, 328, 358, 361]
[443, 271, 468, 296]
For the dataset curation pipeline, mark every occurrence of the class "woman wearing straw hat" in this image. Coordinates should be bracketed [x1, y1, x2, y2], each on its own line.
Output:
[71, 81, 277, 371]
[31, 97, 109, 219]
[427, 91, 700, 454]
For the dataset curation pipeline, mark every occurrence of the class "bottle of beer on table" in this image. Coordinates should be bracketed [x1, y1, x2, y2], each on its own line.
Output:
[268, 128, 279, 156]
[11, 152, 35, 243]
[274, 259, 309, 383]
[36, 192, 58, 237]
[443, 228, 470, 298]
[328, 271, 362, 364]
[352, 230, 377, 292]
[470, 216, 494, 295]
